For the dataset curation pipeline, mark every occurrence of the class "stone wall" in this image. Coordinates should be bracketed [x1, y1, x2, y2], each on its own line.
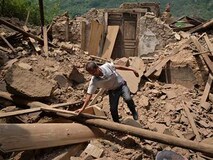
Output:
[52, 14, 81, 44]
[138, 13, 176, 57]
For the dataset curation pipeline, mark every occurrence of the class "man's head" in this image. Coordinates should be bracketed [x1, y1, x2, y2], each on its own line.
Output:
[86, 61, 102, 77]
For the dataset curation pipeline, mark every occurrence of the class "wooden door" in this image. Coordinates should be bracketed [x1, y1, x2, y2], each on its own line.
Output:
[123, 13, 137, 57]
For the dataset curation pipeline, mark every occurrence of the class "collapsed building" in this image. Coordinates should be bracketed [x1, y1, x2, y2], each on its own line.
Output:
[0, 2, 213, 160]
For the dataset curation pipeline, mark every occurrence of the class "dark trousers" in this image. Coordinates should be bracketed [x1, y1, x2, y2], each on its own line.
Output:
[108, 83, 136, 122]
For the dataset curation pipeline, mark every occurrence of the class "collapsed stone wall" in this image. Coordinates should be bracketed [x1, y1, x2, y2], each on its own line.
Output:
[52, 14, 81, 44]
[138, 13, 176, 57]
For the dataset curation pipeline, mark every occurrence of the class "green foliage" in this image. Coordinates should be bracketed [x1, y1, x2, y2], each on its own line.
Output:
[0, 0, 212, 25]
[1, 0, 60, 25]
[57, 0, 212, 20]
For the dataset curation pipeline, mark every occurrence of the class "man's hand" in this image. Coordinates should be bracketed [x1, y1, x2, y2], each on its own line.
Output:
[133, 70, 139, 77]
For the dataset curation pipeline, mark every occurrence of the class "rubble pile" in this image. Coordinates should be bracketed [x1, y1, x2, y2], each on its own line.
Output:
[0, 4, 213, 160]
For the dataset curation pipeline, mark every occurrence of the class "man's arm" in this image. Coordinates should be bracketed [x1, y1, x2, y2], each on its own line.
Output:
[76, 94, 92, 114]
[114, 65, 139, 77]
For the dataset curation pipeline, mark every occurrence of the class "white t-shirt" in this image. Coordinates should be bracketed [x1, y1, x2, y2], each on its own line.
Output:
[87, 63, 124, 94]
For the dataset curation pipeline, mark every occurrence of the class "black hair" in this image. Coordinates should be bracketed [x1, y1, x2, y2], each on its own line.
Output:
[85, 61, 98, 71]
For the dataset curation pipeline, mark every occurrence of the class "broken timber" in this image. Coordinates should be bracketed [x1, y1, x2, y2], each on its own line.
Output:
[144, 39, 190, 77]
[182, 101, 202, 142]
[0, 91, 82, 118]
[70, 118, 213, 156]
[0, 123, 104, 152]
[0, 18, 56, 47]
[0, 34, 16, 52]
[191, 36, 213, 73]
[23, 25, 41, 52]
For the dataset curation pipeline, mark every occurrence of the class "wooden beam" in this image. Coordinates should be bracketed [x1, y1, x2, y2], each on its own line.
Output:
[41, 107, 107, 119]
[0, 91, 83, 118]
[200, 73, 213, 106]
[0, 18, 56, 47]
[69, 118, 213, 156]
[0, 34, 16, 52]
[204, 34, 213, 55]
[191, 36, 213, 74]
[182, 101, 202, 142]
[0, 123, 104, 152]
[0, 46, 12, 53]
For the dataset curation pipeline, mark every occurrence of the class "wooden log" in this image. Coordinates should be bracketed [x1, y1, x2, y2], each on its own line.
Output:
[70, 118, 213, 156]
[0, 123, 104, 152]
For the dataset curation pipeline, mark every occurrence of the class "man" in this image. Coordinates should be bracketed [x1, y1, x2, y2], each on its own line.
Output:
[76, 61, 139, 123]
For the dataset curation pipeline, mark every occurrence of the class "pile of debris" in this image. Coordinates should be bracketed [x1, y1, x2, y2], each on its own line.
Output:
[0, 2, 213, 160]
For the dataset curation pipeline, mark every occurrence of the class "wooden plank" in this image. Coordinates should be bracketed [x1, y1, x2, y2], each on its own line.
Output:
[0, 34, 16, 52]
[182, 101, 202, 142]
[191, 36, 213, 73]
[204, 34, 213, 55]
[88, 21, 104, 56]
[101, 25, 119, 59]
[201, 73, 213, 105]
[43, 26, 48, 55]
[23, 25, 41, 52]
[0, 123, 104, 152]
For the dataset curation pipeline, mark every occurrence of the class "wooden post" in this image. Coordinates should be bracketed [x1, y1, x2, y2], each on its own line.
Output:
[38, 0, 45, 34]
[65, 16, 69, 41]
[81, 21, 86, 51]
[43, 26, 48, 55]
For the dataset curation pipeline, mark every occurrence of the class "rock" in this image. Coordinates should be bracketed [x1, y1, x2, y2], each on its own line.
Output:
[53, 72, 70, 88]
[138, 95, 150, 110]
[17, 62, 32, 70]
[68, 66, 85, 84]
[5, 65, 55, 99]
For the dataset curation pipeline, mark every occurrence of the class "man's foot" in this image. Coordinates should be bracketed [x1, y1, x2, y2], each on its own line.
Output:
[132, 111, 138, 120]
